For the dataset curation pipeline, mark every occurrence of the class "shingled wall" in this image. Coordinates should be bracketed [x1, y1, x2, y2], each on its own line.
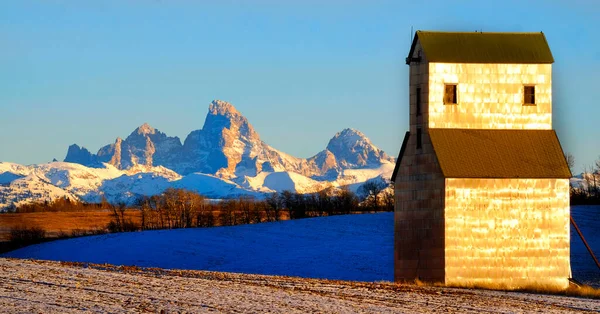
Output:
[444, 178, 571, 289]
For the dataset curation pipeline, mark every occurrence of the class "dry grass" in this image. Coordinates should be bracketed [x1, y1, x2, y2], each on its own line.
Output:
[0, 210, 142, 241]
[420, 279, 600, 300]
[565, 284, 600, 299]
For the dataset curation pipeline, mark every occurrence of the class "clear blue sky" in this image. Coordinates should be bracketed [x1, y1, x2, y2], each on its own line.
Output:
[1, 1, 598, 173]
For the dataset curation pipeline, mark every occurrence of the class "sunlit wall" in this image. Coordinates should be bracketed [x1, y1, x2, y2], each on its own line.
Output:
[444, 178, 570, 289]
[428, 63, 552, 130]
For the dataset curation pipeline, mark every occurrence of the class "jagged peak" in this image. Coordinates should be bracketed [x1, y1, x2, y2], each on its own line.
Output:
[328, 128, 373, 149]
[135, 123, 156, 135]
[335, 128, 367, 138]
[66, 144, 91, 154]
[208, 99, 241, 117]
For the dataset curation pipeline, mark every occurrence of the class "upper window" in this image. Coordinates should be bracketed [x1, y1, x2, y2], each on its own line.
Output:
[444, 84, 457, 105]
[524, 86, 535, 105]
[416, 87, 421, 116]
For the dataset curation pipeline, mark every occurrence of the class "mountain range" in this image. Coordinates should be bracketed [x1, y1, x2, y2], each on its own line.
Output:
[0, 100, 395, 211]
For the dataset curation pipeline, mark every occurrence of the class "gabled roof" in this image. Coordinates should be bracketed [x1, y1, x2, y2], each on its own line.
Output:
[407, 31, 554, 64]
[428, 129, 571, 178]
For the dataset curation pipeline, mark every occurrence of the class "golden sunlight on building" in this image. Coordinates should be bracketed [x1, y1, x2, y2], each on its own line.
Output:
[391, 31, 572, 289]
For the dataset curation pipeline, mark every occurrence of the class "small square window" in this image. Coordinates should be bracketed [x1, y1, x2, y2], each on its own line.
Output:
[444, 84, 457, 105]
[416, 128, 422, 149]
[524, 86, 535, 105]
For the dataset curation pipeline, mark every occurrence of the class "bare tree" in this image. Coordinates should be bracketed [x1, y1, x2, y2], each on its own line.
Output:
[381, 185, 395, 212]
[359, 180, 386, 211]
[564, 152, 575, 176]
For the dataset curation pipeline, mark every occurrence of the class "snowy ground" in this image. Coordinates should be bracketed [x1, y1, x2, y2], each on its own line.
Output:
[4, 206, 600, 286]
[1, 206, 599, 312]
[4, 213, 393, 282]
[571, 206, 600, 287]
[1, 258, 598, 313]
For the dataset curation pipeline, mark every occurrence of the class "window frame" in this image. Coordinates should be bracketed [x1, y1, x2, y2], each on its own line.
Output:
[523, 85, 536, 106]
[444, 84, 458, 105]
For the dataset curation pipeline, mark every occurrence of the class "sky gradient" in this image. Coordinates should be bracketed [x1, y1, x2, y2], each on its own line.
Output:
[1, 1, 599, 173]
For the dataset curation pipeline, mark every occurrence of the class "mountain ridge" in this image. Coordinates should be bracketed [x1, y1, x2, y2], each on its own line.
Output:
[64, 100, 395, 179]
[1, 100, 395, 211]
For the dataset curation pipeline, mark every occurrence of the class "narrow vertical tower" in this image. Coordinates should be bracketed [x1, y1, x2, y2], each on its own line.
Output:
[391, 31, 572, 289]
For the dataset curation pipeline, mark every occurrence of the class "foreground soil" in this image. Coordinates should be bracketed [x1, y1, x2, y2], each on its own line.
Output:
[0, 258, 598, 313]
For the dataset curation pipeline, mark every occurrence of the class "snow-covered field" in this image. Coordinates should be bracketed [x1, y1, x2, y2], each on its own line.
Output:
[1, 258, 598, 313]
[1, 206, 599, 312]
[571, 206, 600, 287]
[4, 212, 393, 282]
[4, 206, 599, 287]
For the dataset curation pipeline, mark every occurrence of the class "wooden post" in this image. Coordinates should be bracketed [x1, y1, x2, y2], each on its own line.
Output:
[571, 215, 600, 270]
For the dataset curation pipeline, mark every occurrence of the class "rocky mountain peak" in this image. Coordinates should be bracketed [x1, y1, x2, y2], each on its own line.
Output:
[134, 123, 156, 135]
[60, 100, 393, 180]
[208, 100, 241, 117]
[64, 144, 97, 166]
[202, 100, 258, 139]
[325, 128, 392, 169]
[327, 128, 372, 152]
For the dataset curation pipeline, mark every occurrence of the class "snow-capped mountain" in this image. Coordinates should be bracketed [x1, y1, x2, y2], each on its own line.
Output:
[65, 123, 183, 170]
[177, 100, 315, 178]
[0, 100, 395, 211]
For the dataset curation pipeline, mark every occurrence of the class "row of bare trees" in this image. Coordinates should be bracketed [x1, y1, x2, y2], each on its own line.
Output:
[570, 154, 600, 205]
[14, 197, 102, 213]
[128, 184, 394, 231]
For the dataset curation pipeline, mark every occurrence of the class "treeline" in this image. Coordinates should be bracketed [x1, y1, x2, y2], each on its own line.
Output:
[567, 153, 600, 205]
[571, 173, 600, 205]
[13, 197, 102, 213]
[129, 185, 393, 231]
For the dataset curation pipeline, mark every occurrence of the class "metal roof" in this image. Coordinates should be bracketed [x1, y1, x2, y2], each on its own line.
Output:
[408, 31, 554, 64]
[429, 129, 571, 178]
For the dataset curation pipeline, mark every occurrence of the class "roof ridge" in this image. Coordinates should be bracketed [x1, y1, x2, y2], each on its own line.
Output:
[416, 30, 545, 35]
[408, 31, 553, 64]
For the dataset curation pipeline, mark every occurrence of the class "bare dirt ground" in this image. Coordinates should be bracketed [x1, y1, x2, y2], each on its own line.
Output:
[1, 258, 598, 313]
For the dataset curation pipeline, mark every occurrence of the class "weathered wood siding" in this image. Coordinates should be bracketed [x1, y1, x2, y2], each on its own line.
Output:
[428, 63, 552, 130]
[394, 133, 445, 282]
[394, 43, 445, 282]
[444, 178, 570, 289]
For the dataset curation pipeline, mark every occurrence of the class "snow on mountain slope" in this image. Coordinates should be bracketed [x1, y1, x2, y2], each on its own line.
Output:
[173, 173, 263, 199]
[4, 100, 397, 209]
[236, 162, 394, 195]
[0, 162, 190, 209]
[177, 100, 321, 178]
[0, 159, 395, 211]
[0, 162, 32, 177]
[570, 171, 600, 190]
[65, 123, 183, 171]
[62, 100, 395, 180]
[99, 172, 176, 204]
[0, 161, 266, 209]
[315, 128, 395, 170]
[239, 171, 332, 194]
[0, 173, 79, 211]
